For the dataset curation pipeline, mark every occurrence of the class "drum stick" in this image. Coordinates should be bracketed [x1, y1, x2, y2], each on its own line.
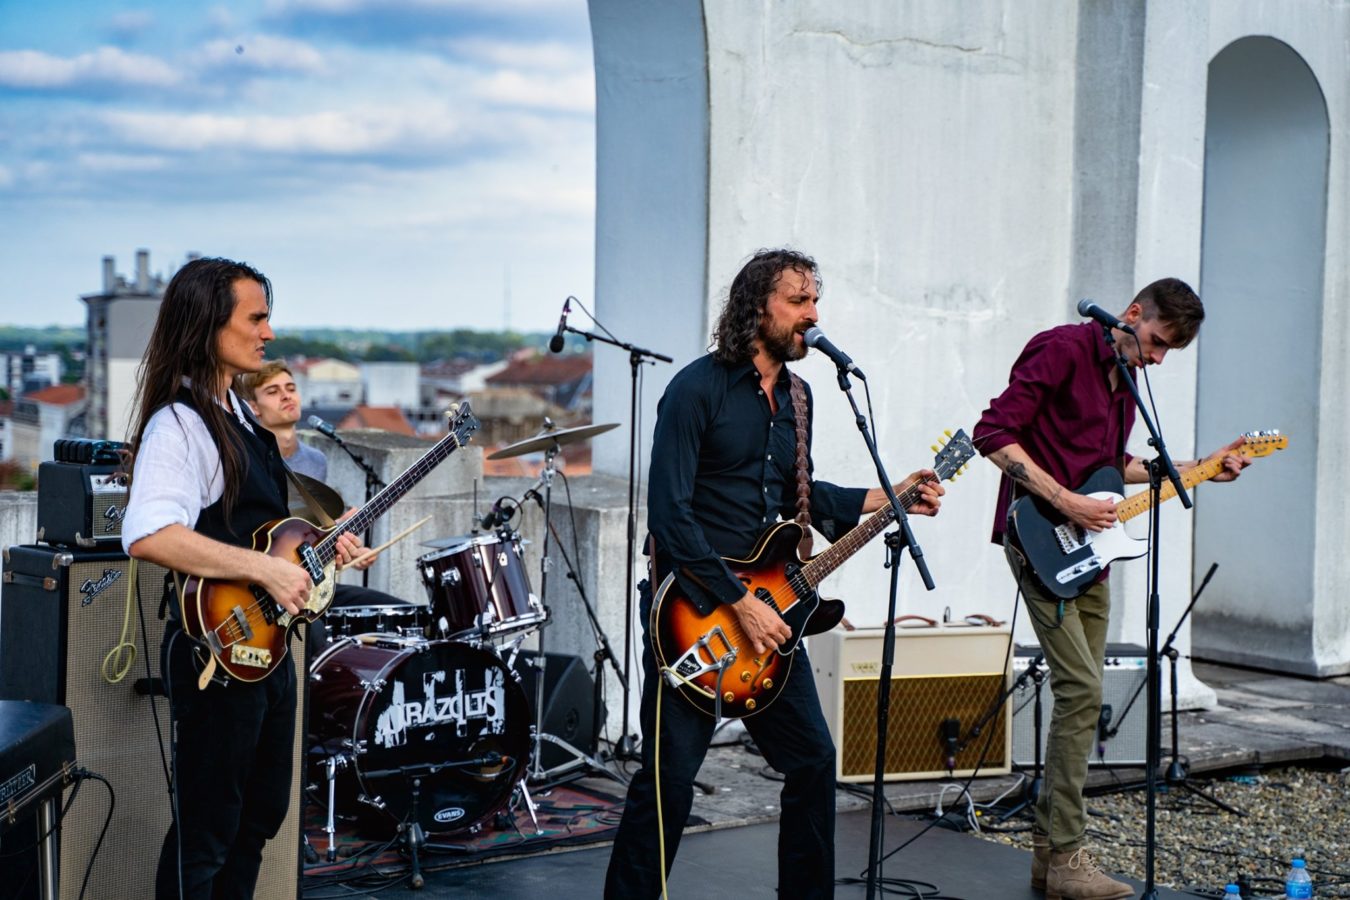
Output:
[339, 516, 433, 569]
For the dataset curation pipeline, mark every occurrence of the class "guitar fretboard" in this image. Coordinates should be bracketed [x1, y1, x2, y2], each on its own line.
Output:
[797, 477, 932, 589]
[312, 418, 473, 564]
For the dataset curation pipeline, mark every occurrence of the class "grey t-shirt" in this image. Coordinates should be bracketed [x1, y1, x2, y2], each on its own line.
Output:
[287, 440, 328, 481]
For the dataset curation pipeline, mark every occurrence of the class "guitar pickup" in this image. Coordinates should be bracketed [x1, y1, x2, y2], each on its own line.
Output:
[664, 626, 736, 690]
[231, 605, 255, 641]
[298, 543, 325, 584]
[1056, 556, 1102, 584]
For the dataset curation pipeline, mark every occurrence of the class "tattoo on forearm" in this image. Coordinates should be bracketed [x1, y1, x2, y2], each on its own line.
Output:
[1007, 462, 1029, 484]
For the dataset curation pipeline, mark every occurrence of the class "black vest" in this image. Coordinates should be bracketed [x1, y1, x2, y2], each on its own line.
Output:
[174, 387, 289, 547]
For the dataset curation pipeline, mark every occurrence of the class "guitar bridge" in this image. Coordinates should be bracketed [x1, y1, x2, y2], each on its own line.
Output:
[664, 626, 736, 690]
[1053, 522, 1088, 554]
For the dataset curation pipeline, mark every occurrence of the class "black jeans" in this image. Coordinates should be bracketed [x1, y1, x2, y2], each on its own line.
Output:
[156, 623, 296, 900]
[604, 584, 837, 899]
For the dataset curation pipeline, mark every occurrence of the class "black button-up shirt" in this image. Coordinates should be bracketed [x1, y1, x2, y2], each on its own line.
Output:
[646, 353, 868, 613]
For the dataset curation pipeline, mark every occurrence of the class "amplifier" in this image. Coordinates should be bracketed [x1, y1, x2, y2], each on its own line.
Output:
[0, 545, 309, 900]
[810, 626, 1012, 782]
[1011, 643, 1147, 768]
[36, 462, 129, 548]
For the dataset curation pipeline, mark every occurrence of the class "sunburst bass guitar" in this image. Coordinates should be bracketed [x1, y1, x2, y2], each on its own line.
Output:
[652, 430, 974, 719]
[1006, 429, 1286, 600]
[181, 404, 479, 682]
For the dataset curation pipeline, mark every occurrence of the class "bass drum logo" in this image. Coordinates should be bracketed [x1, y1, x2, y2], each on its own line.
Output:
[434, 807, 466, 825]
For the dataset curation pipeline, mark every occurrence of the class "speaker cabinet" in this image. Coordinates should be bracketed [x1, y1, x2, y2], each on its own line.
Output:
[514, 650, 601, 771]
[810, 626, 1012, 783]
[1011, 643, 1147, 768]
[0, 544, 309, 900]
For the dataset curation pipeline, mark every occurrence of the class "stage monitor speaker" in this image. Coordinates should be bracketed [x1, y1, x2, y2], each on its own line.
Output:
[1011, 643, 1147, 768]
[0, 544, 309, 900]
[514, 650, 601, 771]
[810, 626, 1012, 783]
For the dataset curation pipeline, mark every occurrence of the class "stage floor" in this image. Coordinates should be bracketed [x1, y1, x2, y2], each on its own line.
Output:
[302, 809, 1191, 899]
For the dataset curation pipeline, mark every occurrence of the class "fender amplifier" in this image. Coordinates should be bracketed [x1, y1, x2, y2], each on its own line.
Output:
[810, 626, 1012, 782]
[37, 461, 129, 548]
[1011, 643, 1148, 767]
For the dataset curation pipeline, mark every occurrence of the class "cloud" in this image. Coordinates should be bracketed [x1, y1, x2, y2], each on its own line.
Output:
[105, 9, 156, 42]
[98, 104, 477, 158]
[199, 34, 327, 74]
[269, 0, 577, 13]
[447, 37, 590, 71]
[473, 68, 593, 113]
[0, 47, 179, 90]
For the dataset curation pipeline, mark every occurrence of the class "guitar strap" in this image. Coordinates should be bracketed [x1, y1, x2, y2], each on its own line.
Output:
[788, 372, 813, 558]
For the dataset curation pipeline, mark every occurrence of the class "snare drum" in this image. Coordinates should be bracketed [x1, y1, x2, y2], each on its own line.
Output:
[309, 636, 530, 834]
[418, 533, 544, 640]
[326, 605, 429, 640]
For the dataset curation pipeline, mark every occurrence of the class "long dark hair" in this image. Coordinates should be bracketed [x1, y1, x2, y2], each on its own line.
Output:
[711, 248, 819, 364]
[127, 257, 272, 518]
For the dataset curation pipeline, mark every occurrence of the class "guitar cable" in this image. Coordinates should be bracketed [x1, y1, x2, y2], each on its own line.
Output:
[100, 557, 140, 684]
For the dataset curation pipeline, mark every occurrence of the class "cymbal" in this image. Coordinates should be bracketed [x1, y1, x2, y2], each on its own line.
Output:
[287, 472, 347, 521]
[487, 421, 619, 460]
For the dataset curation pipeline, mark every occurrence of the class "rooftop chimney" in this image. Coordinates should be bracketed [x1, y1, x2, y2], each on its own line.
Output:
[102, 256, 116, 293]
[136, 249, 150, 292]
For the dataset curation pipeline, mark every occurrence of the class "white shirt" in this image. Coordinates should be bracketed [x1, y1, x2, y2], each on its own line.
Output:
[121, 390, 257, 551]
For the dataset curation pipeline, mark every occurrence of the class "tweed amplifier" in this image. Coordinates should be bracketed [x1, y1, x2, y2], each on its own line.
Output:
[810, 625, 1012, 782]
[1011, 643, 1148, 768]
[36, 461, 129, 548]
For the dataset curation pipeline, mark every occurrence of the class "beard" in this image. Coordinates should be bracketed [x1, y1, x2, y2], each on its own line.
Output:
[759, 317, 807, 363]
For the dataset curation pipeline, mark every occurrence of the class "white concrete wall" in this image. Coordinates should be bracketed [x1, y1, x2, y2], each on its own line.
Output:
[588, 0, 1350, 700]
[361, 361, 420, 408]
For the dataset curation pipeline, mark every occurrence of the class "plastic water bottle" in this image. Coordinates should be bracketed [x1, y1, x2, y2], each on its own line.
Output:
[1223, 884, 1240, 898]
[1285, 857, 1312, 899]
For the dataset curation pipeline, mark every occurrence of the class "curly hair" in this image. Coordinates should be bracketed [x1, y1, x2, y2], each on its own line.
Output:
[127, 257, 273, 520]
[711, 249, 820, 365]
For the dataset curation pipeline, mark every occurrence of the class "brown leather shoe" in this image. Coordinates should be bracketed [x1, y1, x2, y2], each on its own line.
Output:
[1031, 832, 1049, 889]
[1045, 847, 1133, 900]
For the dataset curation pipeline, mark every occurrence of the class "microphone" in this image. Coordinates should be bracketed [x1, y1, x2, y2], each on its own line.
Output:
[1096, 704, 1114, 758]
[802, 326, 866, 380]
[548, 297, 572, 353]
[1077, 299, 1136, 336]
[480, 498, 510, 531]
[307, 415, 342, 442]
[940, 717, 961, 773]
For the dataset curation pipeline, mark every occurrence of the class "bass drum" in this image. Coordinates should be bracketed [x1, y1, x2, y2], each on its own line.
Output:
[309, 636, 530, 834]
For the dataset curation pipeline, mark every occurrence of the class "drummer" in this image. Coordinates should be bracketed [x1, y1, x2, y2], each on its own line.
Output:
[235, 360, 328, 481]
[236, 361, 408, 618]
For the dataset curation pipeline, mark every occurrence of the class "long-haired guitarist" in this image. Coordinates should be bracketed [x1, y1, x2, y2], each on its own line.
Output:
[604, 249, 943, 899]
[971, 279, 1248, 900]
[121, 258, 366, 899]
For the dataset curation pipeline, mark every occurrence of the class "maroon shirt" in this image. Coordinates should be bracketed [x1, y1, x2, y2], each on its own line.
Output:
[973, 322, 1136, 544]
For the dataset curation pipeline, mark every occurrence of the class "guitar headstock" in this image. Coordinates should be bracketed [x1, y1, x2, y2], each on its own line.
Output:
[1236, 429, 1288, 458]
[446, 401, 481, 447]
[931, 428, 975, 482]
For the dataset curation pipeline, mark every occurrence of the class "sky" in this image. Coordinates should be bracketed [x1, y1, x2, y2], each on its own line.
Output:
[0, 0, 596, 333]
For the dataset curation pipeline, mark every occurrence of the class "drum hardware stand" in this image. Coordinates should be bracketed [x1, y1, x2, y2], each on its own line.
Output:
[524, 437, 629, 789]
[556, 311, 673, 759]
[994, 652, 1046, 822]
[322, 753, 353, 862]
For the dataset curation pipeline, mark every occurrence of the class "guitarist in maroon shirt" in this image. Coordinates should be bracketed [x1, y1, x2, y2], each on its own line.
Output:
[973, 278, 1247, 900]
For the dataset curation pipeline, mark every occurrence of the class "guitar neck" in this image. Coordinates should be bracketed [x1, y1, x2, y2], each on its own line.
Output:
[1114, 456, 1228, 524]
[313, 430, 467, 564]
[798, 477, 932, 588]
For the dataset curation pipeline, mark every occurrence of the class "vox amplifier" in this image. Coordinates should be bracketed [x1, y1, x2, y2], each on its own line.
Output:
[810, 626, 1012, 782]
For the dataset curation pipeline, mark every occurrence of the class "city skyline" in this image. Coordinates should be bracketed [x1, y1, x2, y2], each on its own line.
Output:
[0, 0, 596, 333]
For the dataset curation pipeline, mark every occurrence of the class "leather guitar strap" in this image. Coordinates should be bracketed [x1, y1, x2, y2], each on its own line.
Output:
[789, 372, 813, 558]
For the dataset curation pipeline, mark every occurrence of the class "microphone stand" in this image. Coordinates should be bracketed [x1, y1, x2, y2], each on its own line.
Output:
[320, 429, 388, 588]
[1102, 323, 1189, 900]
[824, 365, 936, 900]
[560, 320, 672, 759]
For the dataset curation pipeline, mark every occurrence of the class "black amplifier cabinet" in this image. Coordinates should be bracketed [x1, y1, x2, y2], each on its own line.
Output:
[37, 462, 129, 548]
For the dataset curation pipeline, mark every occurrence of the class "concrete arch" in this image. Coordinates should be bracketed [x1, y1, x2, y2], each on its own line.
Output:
[1193, 36, 1331, 673]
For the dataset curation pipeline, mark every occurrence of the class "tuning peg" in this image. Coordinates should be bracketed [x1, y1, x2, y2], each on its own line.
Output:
[944, 429, 953, 438]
